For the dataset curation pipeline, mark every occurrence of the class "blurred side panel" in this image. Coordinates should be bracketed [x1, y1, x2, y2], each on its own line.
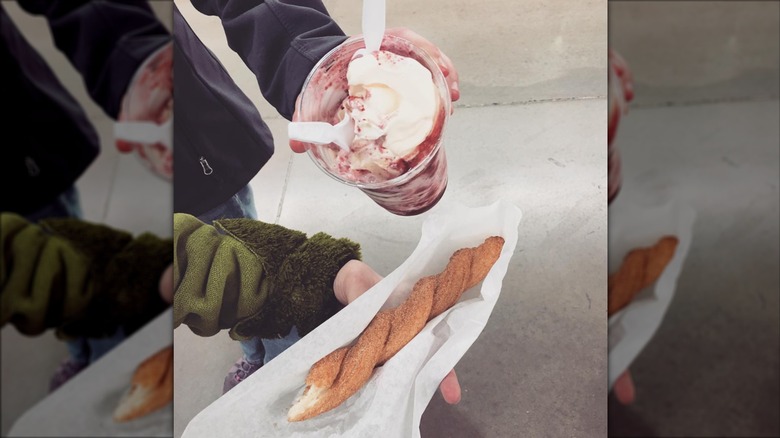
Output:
[1, 1, 173, 436]
[608, 1, 779, 437]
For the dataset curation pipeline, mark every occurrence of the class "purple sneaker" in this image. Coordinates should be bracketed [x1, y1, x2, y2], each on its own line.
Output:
[223, 357, 263, 394]
[49, 358, 88, 392]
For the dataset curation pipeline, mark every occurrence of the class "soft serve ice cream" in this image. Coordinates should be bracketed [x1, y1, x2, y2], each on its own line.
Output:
[334, 50, 440, 183]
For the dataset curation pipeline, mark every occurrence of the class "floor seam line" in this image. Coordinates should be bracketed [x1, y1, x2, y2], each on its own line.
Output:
[628, 95, 780, 109]
[101, 156, 122, 222]
[274, 154, 294, 225]
[454, 95, 606, 108]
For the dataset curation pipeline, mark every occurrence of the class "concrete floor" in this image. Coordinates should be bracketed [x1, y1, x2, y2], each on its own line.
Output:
[608, 2, 779, 436]
[173, 0, 607, 437]
[0, 3, 173, 436]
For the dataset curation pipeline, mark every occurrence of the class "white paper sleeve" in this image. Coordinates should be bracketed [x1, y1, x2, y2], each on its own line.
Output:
[182, 200, 522, 438]
[607, 193, 696, 389]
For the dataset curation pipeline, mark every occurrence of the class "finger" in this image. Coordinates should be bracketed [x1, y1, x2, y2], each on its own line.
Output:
[290, 140, 309, 153]
[289, 96, 309, 153]
[159, 264, 174, 304]
[438, 51, 460, 102]
[439, 369, 461, 404]
[116, 140, 136, 153]
[439, 63, 450, 78]
[614, 371, 636, 405]
[449, 81, 460, 104]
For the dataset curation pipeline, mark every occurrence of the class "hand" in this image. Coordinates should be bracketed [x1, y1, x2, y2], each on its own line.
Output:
[332, 260, 462, 404]
[117, 42, 173, 180]
[613, 370, 636, 405]
[159, 263, 173, 305]
[609, 49, 634, 103]
[289, 28, 460, 153]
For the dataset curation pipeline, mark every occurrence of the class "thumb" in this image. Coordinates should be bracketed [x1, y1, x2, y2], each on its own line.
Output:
[159, 264, 174, 305]
[439, 369, 461, 404]
[614, 370, 636, 405]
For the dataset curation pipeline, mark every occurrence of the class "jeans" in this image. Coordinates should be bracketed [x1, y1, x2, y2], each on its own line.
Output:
[66, 326, 126, 364]
[260, 326, 301, 364]
[196, 184, 301, 365]
[196, 183, 258, 223]
[25, 186, 127, 365]
[24, 185, 83, 222]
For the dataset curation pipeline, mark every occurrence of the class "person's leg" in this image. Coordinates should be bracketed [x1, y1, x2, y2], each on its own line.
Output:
[64, 337, 90, 364]
[194, 184, 305, 390]
[202, 184, 306, 382]
[232, 184, 258, 220]
[44, 188, 130, 376]
[239, 337, 265, 364]
[261, 327, 301, 364]
[58, 184, 84, 218]
[27, 187, 126, 387]
[221, 337, 265, 394]
[48, 336, 90, 392]
[195, 184, 271, 393]
[23, 186, 95, 392]
[196, 184, 258, 223]
[85, 326, 127, 364]
[24, 185, 83, 222]
[48, 188, 96, 371]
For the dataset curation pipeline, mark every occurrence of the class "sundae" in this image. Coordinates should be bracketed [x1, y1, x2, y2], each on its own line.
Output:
[299, 35, 451, 215]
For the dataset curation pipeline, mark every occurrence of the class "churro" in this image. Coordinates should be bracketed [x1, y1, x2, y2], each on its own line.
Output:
[608, 236, 678, 317]
[113, 345, 173, 422]
[288, 236, 505, 422]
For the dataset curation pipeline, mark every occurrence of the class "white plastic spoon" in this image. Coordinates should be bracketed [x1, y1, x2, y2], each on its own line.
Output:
[363, 0, 385, 52]
[288, 114, 354, 151]
[353, 0, 386, 60]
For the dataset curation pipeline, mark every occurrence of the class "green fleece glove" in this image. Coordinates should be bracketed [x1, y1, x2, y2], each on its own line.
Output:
[173, 214, 361, 341]
[0, 213, 172, 339]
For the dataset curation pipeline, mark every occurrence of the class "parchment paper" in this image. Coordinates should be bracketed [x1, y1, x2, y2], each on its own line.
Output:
[181, 200, 522, 438]
[8, 309, 173, 437]
[607, 192, 696, 388]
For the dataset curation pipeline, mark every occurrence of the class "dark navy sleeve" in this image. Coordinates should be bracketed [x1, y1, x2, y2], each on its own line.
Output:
[15, 0, 170, 119]
[189, 0, 347, 120]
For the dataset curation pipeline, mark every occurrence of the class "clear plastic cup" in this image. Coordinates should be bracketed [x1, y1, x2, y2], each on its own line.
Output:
[296, 35, 452, 216]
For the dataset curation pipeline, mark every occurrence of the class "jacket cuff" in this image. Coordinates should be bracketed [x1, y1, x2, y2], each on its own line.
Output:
[41, 219, 171, 338]
[230, 232, 361, 340]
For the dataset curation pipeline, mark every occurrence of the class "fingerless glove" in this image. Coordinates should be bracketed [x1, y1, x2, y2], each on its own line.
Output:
[1, 213, 172, 339]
